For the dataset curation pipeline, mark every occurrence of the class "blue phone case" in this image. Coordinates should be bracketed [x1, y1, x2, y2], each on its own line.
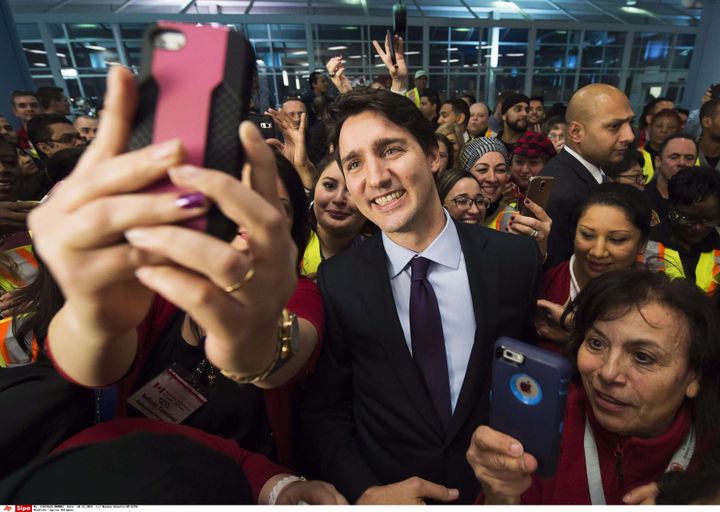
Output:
[489, 337, 571, 479]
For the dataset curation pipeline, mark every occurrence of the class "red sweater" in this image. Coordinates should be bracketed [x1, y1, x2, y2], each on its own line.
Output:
[522, 385, 695, 504]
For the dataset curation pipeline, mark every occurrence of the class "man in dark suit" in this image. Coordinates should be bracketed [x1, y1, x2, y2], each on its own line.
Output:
[298, 89, 542, 504]
[541, 84, 635, 267]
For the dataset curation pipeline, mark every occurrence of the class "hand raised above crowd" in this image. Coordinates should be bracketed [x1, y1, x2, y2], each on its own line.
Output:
[266, 107, 315, 189]
[372, 32, 408, 93]
[325, 55, 352, 95]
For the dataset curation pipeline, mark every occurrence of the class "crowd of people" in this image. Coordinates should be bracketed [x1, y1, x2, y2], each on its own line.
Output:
[0, 29, 720, 506]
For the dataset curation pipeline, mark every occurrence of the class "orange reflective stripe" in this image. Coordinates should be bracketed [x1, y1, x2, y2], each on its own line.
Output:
[13, 247, 38, 268]
[0, 319, 11, 364]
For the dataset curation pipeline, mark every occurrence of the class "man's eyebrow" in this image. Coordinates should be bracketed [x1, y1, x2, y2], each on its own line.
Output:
[341, 149, 361, 166]
[371, 137, 406, 152]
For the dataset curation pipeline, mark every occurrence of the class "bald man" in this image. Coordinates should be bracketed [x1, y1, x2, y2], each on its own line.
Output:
[540, 84, 635, 267]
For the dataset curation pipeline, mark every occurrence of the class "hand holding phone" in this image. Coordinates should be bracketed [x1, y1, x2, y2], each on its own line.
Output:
[519, 176, 554, 218]
[488, 337, 571, 479]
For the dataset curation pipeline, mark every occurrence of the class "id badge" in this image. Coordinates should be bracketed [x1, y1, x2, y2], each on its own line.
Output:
[127, 363, 208, 424]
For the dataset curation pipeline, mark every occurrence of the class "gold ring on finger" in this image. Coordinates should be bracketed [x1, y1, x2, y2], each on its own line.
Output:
[222, 265, 255, 293]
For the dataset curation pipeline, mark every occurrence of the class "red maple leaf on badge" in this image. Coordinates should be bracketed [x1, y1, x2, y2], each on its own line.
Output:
[4, 506, 14, 511]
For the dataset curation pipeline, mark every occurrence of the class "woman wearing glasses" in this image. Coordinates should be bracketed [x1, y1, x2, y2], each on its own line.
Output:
[645, 166, 720, 294]
[436, 169, 489, 225]
[457, 137, 552, 259]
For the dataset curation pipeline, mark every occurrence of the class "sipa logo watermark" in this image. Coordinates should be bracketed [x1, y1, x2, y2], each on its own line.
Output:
[16, 506, 31, 512]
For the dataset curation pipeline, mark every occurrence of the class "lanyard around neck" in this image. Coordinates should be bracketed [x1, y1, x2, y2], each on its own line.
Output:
[583, 415, 695, 505]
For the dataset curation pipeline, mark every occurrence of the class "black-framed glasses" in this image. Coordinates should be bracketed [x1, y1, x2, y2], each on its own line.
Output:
[615, 173, 645, 185]
[669, 208, 720, 229]
[451, 194, 490, 210]
[48, 133, 83, 145]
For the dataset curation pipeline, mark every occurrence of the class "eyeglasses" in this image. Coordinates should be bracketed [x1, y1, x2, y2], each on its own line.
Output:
[615, 173, 645, 185]
[48, 133, 83, 145]
[669, 209, 720, 229]
[451, 194, 490, 210]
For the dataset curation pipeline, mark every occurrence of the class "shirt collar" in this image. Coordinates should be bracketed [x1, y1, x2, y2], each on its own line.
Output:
[383, 211, 462, 278]
[564, 145, 605, 184]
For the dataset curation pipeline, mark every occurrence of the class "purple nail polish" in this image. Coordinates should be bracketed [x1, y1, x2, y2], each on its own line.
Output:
[176, 192, 206, 209]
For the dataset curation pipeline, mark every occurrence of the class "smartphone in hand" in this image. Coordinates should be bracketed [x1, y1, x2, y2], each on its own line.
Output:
[127, 21, 255, 241]
[489, 337, 571, 479]
[519, 176, 554, 218]
[248, 113, 278, 140]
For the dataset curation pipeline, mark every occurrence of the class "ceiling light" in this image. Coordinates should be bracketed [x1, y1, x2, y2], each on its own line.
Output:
[348, 55, 363, 59]
[61, 68, 78, 78]
[328, 45, 348, 51]
[455, 28, 471, 32]
[24, 48, 47, 55]
[84, 44, 108, 51]
[295, 77, 301, 89]
[506, 53, 525, 57]
[447, 47, 458, 52]
[256, 59, 265, 66]
[621, 6, 649, 14]
[404, 51, 420, 55]
[290, 50, 307, 55]
[300, 62, 309, 66]
[481, 45, 492, 49]
[33, 62, 47, 67]
[282, 70, 289, 86]
[625, 0, 637, 4]
[493, 1, 519, 10]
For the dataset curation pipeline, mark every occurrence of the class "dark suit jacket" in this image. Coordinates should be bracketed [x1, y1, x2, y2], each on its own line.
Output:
[540, 148, 600, 268]
[297, 222, 542, 504]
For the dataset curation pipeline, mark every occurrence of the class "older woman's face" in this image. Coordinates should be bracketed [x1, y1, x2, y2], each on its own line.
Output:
[435, 140, 449, 174]
[577, 301, 700, 438]
[469, 151, 509, 204]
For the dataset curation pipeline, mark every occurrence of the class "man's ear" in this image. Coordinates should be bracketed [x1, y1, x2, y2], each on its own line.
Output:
[427, 144, 440, 171]
[458, 113, 467, 126]
[701, 116, 712, 130]
[566, 121, 584, 144]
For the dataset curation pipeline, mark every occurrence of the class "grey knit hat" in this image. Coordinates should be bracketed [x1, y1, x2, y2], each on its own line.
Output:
[457, 136, 509, 171]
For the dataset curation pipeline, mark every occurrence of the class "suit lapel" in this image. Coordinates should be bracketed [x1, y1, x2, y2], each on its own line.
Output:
[447, 224, 497, 441]
[358, 235, 445, 439]
[561, 149, 599, 189]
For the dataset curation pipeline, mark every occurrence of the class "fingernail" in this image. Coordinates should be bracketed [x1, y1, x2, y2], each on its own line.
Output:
[151, 139, 180, 159]
[134, 267, 152, 280]
[169, 165, 201, 180]
[175, 192, 206, 209]
[448, 489, 459, 498]
[622, 495, 631, 503]
[524, 199, 529, 204]
[125, 228, 152, 244]
[510, 443, 523, 455]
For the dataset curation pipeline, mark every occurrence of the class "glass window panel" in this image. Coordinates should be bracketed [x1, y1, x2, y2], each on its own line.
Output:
[47, 24, 65, 39]
[498, 51, 526, 68]
[429, 26, 449, 41]
[67, 23, 114, 39]
[451, 26, 482, 43]
[630, 32, 672, 68]
[578, 72, 620, 88]
[581, 46, 624, 68]
[21, 42, 50, 67]
[407, 26, 423, 42]
[531, 73, 576, 104]
[495, 72, 525, 95]
[534, 46, 578, 70]
[672, 34, 695, 69]
[247, 24, 269, 40]
[120, 23, 148, 40]
[499, 28, 529, 43]
[270, 24, 305, 40]
[69, 41, 121, 70]
[536, 29, 574, 45]
[316, 25, 361, 40]
[583, 31, 626, 46]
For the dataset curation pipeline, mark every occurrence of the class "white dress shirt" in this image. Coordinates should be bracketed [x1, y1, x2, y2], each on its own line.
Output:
[382, 212, 476, 412]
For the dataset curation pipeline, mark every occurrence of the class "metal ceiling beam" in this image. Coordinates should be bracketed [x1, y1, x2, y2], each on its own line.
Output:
[543, 0, 580, 22]
[179, 0, 196, 13]
[410, 0, 424, 17]
[359, 0, 368, 16]
[584, 0, 627, 24]
[45, 0, 73, 13]
[114, 0, 135, 13]
[459, 0, 479, 19]
[244, 0, 254, 14]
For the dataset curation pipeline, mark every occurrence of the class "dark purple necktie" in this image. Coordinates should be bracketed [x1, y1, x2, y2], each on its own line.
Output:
[409, 256, 452, 430]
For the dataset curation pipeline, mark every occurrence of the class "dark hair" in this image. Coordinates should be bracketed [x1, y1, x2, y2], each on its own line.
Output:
[640, 96, 673, 129]
[668, 166, 720, 207]
[700, 98, 720, 123]
[563, 269, 720, 439]
[443, 98, 470, 125]
[657, 447, 720, 504]
[36, 86, 65, 110]
[605, 147, 645, 178]
[547, 103, 566, 119]
[435, 132, 454, 170]
[435, 168, 479, 202]
[461, 94, 476, 104]
[677, 107, 690, 117]
[543, 115, 566, 134]
[0, 138, 19, 165]
[650, 108, 682, 127]
[575, 182, 652, 242]
[419, 88, 440, 107]
[11, 90, 37, 107]
[309, 71, 323, 86]
[658, 133, 697, 158]
[46, 147, 85, 185]
[326, 87, 438, 170]
[11, 257, 64, 358]
[272, 149, 309, 268]
[27, 113, 73, 152]
[529, 95, 544, 105]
